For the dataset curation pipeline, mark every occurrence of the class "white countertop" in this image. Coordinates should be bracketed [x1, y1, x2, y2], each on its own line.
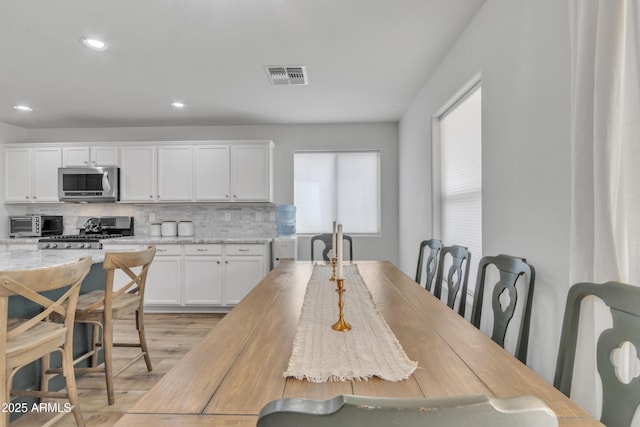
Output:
[0, 236, 274, 245]
[104, 236, 274, 245]
[0, 249, 105, 271]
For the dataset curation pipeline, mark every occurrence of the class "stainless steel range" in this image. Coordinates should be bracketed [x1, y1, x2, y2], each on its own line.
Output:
[38, 216, 134, 249]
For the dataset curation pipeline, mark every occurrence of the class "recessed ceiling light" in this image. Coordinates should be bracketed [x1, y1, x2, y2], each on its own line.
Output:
[80, 37, 108, 51]
[13, 105, 33, 112]
[171, 102, 185, 108]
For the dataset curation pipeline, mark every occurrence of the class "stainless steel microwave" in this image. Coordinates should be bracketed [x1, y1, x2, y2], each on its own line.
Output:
[10, 215, 63, 237]
[58, 166, 119, 202]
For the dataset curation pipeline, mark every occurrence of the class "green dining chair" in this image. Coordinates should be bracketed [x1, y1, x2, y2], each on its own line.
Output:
[554, 281, 640, 427]
[470, 254, 535, 364]
[310, 233, 353, 262]
[257, 394, 558, 427]
[433, 245, 471, 316]
[415, 239, 443, 292]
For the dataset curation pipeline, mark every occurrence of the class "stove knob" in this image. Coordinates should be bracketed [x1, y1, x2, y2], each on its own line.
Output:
[44, 243, 51, 249]
[79, 243, 86, 249]
[50, 243, 57, 249]
[64, 243, 71, 249]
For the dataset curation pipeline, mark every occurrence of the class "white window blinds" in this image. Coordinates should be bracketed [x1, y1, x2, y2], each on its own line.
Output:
[438, 85, 482, 291]
[294, 151, 380, 234]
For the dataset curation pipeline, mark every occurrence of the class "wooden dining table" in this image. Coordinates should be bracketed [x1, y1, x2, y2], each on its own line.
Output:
[116, 260, 603, 427]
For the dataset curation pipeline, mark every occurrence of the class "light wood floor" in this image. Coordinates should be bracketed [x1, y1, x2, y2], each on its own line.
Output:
[11, 313, 225, 427]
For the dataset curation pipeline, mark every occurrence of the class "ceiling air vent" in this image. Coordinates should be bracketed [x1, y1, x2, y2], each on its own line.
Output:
[265, 66, 308, 85]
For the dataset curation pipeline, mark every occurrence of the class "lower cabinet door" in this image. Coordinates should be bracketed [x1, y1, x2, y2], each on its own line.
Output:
[224, 257, 265, 305]
[184, 256, 223, 304]
[145, 255, 182, 305]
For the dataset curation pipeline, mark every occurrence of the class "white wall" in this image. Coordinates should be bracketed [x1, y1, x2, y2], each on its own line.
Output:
[0, 122, 28, 237]
[399, 0, 571, 382]
[24, 123, 399, 262]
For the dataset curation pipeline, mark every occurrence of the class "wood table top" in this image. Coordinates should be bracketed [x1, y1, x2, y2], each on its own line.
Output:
[117, 261, 603, 427]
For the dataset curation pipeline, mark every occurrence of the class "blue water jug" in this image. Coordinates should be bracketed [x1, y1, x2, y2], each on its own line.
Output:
[276, 205, 296, 236]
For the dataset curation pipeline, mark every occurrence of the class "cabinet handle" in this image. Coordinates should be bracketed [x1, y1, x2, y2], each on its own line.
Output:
[32, 196, 37, 199]
[225, 261, 229, 264]
[149, 195, 153, 199]
[84, 161, 89, 165]
[238, 249, 249, 252]
[217, 261, 221, 264]
[25, 196, 29, 199]
[197, 248, 208, 252]
[158, 249, 167, 252]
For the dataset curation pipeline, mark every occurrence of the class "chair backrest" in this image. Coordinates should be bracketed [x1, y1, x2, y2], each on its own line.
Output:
[554, 281, 640, 427]
[0, 257, 92, 347]
[470, 254, 535, 363]
[81, 246, 156, 314]
[433, 245, 471, 316]
[310, 234, 353, 262]
[257, 394, 558, 427]
[415, 239, 443, 292]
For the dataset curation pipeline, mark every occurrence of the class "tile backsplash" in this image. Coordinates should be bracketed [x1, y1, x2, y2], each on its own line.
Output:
[23, 204, 276, 238]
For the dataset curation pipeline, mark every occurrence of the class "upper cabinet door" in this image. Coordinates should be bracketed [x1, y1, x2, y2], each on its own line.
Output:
[62, 146, 119, 166]
[157, 146, 193, 201]
[32, 147, 62, 202]
[4, 146, 61, 203]
[4, 147, 33, 202]
[62, 147, 91, 166]
[120, 146, 156, 202]
[230, 144, 273, 202]
[194, 145, 230, 201]
[91, 146, 119, 166]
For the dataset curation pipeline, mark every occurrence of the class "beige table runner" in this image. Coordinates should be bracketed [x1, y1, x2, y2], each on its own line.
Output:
[284, 264, 417, 382]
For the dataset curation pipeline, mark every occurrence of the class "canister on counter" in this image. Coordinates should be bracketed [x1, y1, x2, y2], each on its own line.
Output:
[161, 221, 177, 237]
[178, 221, 194, 237]
[150, 223, 162, 236]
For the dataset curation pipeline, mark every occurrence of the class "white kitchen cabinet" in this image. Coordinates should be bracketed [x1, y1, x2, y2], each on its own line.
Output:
[120, 146, 156, 202]
[138, 243, 268, 310]
[194, 145, 230, 201]
[5, 146, 62, 203]
[183, 244, 223, 304]
[223, 244, 266, 304]
[157, 146, 193, 201]
[62, 146, 119, 166]
[230, 144, 273, 202]
[144, 245, 182, 305]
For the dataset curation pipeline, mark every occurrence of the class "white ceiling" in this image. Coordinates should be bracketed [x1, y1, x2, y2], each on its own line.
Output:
[0, 0, 485, 129]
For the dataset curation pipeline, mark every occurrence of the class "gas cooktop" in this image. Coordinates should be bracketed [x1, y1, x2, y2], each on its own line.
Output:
[38, 216, 134, 249]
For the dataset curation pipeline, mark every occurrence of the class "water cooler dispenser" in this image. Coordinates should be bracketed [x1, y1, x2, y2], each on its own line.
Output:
[272, 205, 298, 267]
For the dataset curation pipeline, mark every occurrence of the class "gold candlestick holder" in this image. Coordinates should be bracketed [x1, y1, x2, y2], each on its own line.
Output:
[332, 278, 351, 331]
[329, 257, 337, 281]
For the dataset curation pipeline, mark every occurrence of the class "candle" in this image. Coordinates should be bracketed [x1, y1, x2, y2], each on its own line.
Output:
[336, 224, 343, 279]
[332, 221, 337, 258]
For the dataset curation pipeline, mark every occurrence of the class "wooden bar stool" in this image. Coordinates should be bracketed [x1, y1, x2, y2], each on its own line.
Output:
[1, 257, 91, 427]
[60, 246, 156, 405]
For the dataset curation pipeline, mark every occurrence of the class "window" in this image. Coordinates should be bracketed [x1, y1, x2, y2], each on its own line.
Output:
[294, 151, 381, 234]
[434, 84, 482, 293]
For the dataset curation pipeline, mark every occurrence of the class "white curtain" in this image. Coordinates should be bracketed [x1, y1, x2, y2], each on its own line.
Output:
[568, 0, 640, 421]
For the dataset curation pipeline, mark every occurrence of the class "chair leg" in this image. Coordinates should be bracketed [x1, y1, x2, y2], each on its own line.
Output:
[91, 323, 100, 367]
[103, 319, 115, 405]
[60, 348, 85, 427]
[136, 309, 153, 372]
[40, 354, 50, 394]
[2, 368, 9, 427]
